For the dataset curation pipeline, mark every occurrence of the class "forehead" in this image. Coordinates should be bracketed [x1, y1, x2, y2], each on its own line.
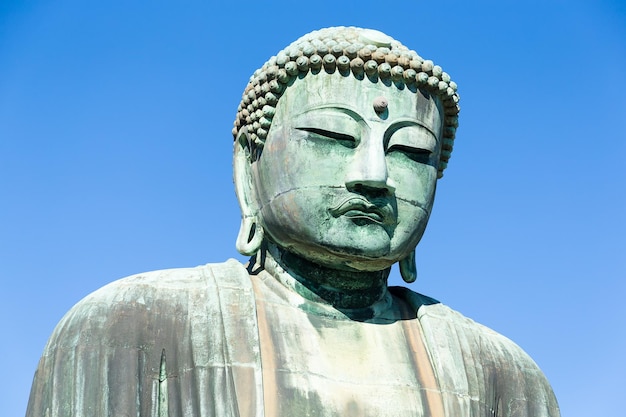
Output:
[272, 72, 443, 135]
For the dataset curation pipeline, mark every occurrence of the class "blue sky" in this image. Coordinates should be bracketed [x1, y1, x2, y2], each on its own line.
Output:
[1, 1, 625, 415]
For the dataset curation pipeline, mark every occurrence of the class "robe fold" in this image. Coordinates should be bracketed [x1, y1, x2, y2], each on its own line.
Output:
[26, 260, 559, 417]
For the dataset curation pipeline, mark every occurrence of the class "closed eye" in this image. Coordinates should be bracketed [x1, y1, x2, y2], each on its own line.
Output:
[388, 144, 432, 162]
[297, 127, 356, 147]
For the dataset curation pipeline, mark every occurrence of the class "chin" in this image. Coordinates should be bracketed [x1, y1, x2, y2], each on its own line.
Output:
[269, 222, 424, 272]
[305, 241, 399, 272]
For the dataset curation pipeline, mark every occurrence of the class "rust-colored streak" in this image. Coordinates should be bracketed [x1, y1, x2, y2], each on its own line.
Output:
[399, 303, 446, 417]
[251, 276, 278, 417]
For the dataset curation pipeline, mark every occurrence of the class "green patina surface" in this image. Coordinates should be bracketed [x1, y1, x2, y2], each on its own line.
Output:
[27, 27, 560, 417]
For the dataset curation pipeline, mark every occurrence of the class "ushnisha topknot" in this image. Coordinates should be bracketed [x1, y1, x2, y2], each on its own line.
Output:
[233, 26, 460, 178]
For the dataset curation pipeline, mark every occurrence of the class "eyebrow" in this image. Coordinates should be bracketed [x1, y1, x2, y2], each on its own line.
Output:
[294, 104, 439, 138]
[385, 118, 439, 139]
[293, 104, 364, 122]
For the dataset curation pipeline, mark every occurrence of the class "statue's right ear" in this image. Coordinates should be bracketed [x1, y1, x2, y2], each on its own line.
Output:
[233, 128, 264, 256]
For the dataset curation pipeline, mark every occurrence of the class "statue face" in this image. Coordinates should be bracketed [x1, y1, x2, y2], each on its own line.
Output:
[252, 73, 443, 271]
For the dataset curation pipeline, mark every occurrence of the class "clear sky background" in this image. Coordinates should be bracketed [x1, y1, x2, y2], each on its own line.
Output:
[1, 1, 624, 416]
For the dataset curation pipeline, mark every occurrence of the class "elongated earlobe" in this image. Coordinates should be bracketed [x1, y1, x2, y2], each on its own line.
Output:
[236, 215, 264, 256]
[234, 127, 265, 256]
[399, 250, 417, 283]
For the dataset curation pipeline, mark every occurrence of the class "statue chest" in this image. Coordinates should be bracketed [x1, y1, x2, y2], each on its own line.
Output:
[253, 277, 443, 417]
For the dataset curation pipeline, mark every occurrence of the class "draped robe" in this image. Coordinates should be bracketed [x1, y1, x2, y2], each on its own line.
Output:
[26, 260, 559, 416]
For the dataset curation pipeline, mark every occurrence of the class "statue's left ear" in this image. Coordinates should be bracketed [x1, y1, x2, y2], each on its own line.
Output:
[399, 249, 417, 283]
[233, 128, 264, 256]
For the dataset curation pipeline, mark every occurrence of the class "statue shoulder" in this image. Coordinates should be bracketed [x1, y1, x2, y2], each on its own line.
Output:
[27, 259, 258, 417]
[65, 259, 248, 316]
[393, 286, 560, 416]
[417, 299, 540, 367]
[34, 259, 253, 365]
[53, 259, 247, 332]
[393, 286, 543, 367]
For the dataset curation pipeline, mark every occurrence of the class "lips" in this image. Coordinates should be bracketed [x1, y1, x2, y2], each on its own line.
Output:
[329, 197, 393, 225]
[342, 209, 384, 223]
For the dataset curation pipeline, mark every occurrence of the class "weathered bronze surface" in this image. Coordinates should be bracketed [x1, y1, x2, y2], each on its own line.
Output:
[26, 27, 560, 416]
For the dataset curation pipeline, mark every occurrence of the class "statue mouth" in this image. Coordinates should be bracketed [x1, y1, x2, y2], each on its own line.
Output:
[329, 197, 394, 225]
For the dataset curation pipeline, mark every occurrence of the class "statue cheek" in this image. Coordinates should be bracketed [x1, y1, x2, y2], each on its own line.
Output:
[388, 163, 438, 209]
[389, 203, 430, 256]
[259, 188, 338, 248]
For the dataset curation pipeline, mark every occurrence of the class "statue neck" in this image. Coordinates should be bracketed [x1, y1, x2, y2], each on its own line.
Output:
[255, 243, 391, 314]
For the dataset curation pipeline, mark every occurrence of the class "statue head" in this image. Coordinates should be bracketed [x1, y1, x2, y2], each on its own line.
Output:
[232, 27, 460, 281]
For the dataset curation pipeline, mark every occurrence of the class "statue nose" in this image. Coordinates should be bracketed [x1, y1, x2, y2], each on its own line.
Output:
[345, 140, 396, 195]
